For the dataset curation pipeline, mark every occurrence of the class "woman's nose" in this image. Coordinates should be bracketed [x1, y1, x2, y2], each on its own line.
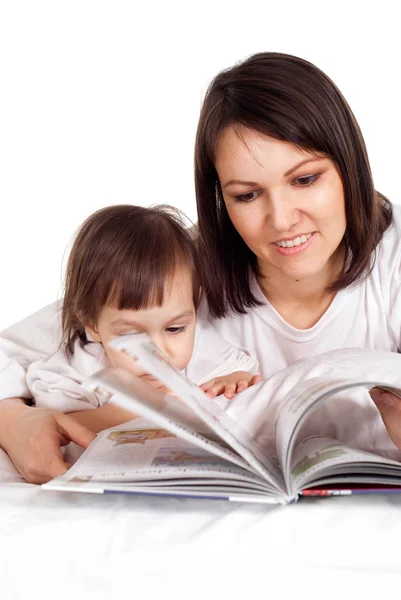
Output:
[267, 195, 301, 233]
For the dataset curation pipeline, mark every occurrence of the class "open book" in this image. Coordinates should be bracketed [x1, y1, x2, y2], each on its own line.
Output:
[43, 336, 401, 505]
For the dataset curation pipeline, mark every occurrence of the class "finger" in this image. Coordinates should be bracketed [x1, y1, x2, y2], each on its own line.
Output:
[223, 383, 237, 399]
[200, 379, 216, 392]
[249, 375, 263, 386]
[55, 413, 97, 449]
[45, 451, 71, 481]
[236, 379, 250, 393]
[370, 388, 397, 409]
[205, 383, 226, 398]
[25, 441, 70, 485]
[370, 388, 401, 450]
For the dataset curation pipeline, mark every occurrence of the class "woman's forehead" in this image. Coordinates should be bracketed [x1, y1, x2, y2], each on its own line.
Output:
[215, 126, 324, 182]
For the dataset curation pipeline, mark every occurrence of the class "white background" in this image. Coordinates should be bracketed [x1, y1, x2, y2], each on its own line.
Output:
[0, 0, 400, 331]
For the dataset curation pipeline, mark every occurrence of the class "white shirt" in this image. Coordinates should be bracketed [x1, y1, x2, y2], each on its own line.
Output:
[22, 320, 258, 412]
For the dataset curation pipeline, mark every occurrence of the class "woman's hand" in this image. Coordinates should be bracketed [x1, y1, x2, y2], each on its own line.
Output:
[200, 371, 263, 399]
[370, 388, 401, 450]
[0, 399, 96, 484]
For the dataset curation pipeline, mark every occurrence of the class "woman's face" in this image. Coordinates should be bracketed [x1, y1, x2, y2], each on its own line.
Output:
[215, 127, 347, 287]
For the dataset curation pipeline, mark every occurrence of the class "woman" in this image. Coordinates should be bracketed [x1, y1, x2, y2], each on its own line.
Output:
[1, 52, 400, 483]
[195, 51, 395, 372]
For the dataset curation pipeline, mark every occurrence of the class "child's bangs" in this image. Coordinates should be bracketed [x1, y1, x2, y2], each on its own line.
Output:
[105, 245, 188, 311]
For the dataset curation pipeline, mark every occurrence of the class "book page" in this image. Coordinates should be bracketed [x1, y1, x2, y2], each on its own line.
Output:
[105, 334, 284, 491]
[46, 417, 273, 494]
[289, 435, 401, 497]
[84, 368, 256, 475]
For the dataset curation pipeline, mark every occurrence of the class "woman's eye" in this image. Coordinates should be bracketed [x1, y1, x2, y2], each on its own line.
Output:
[234, 190, 259, 203]
[293, 174, 319, 187]
[166, 326, 186, 334]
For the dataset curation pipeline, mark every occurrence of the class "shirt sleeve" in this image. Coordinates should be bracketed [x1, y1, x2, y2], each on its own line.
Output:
[0, 301, 62, 401]
[184, 320, 260, 386]
[26, 340, 110, 412]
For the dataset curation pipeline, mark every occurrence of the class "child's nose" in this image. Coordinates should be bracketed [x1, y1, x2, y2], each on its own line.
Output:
[149, 334, 170, 357]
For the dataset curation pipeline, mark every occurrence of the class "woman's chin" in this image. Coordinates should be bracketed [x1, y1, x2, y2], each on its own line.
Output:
[280, 262, 331, 284]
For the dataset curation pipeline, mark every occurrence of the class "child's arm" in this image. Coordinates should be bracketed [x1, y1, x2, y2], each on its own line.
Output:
[200, 371, 263, 399]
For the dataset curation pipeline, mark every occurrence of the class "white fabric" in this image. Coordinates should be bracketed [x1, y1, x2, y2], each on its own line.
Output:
[0, 301, 62, 400]
[24, 319, 258, 412]
[1, 482, 401, 599]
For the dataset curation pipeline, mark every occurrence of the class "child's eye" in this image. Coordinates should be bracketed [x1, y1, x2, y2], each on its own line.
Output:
[166, 326, 186, 334]
[293, 174, 320, 187]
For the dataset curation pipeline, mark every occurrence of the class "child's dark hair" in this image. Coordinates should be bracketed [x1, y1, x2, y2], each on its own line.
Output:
[62, 204, 201, 355]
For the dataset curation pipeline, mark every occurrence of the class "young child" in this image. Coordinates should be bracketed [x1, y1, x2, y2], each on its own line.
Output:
[26, 204, 261, 422]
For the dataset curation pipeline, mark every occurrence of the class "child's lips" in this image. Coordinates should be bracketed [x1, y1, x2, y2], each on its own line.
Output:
[140, 373, 158, 382]
[139, 373, 166, 389]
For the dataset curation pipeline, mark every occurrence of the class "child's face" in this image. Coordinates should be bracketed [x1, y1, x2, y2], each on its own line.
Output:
[87, 269, 197, 378]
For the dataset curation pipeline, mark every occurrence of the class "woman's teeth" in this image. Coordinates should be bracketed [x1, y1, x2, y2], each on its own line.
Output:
[275, 233, 312, 248]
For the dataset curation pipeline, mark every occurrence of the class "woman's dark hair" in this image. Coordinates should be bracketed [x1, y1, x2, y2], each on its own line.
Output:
[195, 52, 393, 318]
[62, 204, 200, 354]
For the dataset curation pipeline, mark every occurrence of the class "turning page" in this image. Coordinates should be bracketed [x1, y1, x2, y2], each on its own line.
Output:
[83, 367, 253, 473]
[272, 348, 401, 492]
[106, 334, 283, 489]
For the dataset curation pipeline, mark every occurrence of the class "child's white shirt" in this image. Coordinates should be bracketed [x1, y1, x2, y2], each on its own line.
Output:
[25, 320, 259, 412]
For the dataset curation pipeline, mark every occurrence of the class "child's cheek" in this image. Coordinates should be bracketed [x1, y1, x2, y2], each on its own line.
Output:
[173, 339, 195, 371]
[105, 346, 147, 377]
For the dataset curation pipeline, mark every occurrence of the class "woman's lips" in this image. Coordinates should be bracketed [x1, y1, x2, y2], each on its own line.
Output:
[273, 232, 315, 256]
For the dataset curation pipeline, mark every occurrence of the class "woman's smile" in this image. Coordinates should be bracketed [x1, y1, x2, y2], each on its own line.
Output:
[273, 232, 316, 256]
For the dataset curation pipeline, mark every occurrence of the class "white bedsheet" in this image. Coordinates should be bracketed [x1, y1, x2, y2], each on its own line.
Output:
[1, 480, 401, 600]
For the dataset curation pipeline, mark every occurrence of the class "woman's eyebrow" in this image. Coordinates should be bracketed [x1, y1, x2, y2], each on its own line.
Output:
[223, 157, 327, 189]
[284, 157, 326, 177]
[223, 179, 259, 189]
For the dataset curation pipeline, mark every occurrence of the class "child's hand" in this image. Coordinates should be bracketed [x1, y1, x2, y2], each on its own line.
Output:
[200, 371, 263, 399]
